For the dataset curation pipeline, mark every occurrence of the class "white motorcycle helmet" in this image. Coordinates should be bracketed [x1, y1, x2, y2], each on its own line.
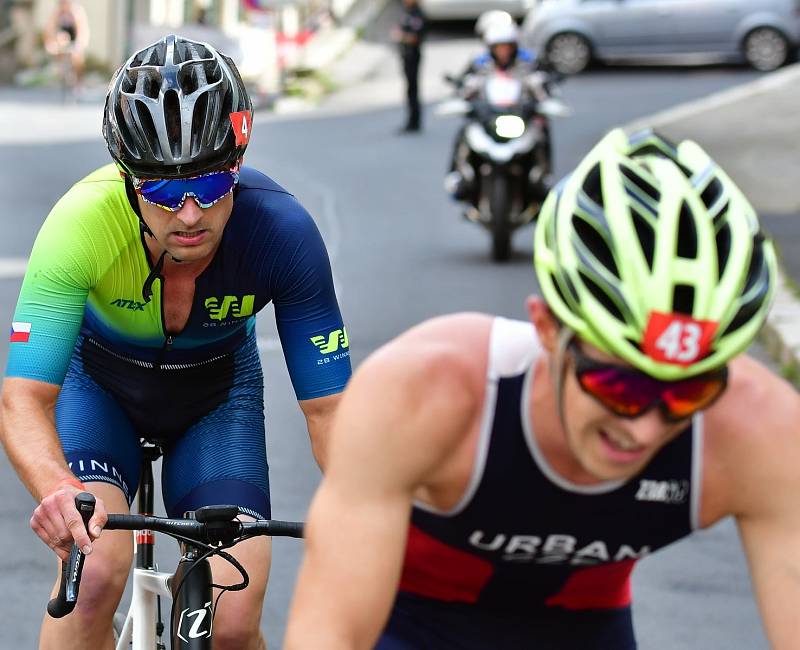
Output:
[475, 10, 514, 38]
[484, 21, 520, 47]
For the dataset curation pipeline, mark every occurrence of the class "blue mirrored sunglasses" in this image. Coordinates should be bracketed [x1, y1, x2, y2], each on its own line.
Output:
[133, 171, 238, 212]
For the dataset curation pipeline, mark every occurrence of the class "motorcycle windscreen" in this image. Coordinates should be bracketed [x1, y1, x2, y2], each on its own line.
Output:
[485, 75, 522, 108]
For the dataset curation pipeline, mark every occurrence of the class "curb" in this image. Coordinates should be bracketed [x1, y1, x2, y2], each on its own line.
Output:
[760, 275, 800, 383]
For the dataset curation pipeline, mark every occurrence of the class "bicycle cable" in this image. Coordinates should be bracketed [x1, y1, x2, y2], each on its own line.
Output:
[167, 527, 252, 647]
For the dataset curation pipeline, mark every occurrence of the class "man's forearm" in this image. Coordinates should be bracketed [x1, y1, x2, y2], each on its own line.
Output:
[0, 386, 72, 500]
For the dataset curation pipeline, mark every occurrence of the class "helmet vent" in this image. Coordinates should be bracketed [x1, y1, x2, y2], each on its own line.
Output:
[676, 162, 694, 180]
[676, 201, 698, 259]
[582, 164, 604, 208]
[672, 284, 695, 316]
[631, 207, 655, 271]
[163, 90, 182, 158]
[721, 239, 770, 337]
[179, 65, 200, 95]
[214, 86, 234, 149]
[701, 176, 724, 211]
[140, 72, 161, 100]
[742, 238, 765, 295]
[578, 271, 626, 324]
[191, 92, 210, 156]
[715, 221, 732, 280]
[573, 216, 619, 278]
[134, 99, 161, 160]
[170, 37, 211, 65]
[620, 165, 660, 204]
[551, 273, 576, 312]
[132, 41, 166, 68]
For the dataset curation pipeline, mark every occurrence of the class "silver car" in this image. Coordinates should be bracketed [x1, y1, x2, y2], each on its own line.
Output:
[419, 0, 531, 21]
[522, 0, 800, 74]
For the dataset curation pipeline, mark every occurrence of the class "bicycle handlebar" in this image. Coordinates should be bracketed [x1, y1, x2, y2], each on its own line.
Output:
[104, 514, 304, 540]
[47, 492, 304, 619]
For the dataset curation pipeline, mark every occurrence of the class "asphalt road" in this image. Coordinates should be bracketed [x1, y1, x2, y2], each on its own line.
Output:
[0, 17, 776, 650]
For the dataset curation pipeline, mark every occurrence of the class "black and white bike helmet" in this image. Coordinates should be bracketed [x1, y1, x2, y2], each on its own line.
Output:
[103, 34, 252, 179]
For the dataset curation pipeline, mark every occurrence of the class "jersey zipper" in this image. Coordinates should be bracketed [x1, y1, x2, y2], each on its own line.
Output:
[154, 334, 173, 371]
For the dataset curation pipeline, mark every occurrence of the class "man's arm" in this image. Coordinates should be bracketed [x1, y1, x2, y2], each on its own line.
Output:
[299, 392, 341, 469]
[0, 378, 105, 558]
[285, 324, 481, 650]
[708, 356, 800, 648]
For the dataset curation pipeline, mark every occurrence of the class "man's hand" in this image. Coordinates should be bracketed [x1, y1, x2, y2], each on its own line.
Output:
[30, 483, 107, 561]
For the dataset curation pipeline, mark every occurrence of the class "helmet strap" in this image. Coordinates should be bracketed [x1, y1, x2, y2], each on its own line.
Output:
[123, 174, 157, 238]
[552, 326, 574, 438]
[142, 250, 167, 304]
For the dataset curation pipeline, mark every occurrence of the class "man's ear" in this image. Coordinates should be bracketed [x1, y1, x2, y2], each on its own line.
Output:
[527, 296, 560, 354]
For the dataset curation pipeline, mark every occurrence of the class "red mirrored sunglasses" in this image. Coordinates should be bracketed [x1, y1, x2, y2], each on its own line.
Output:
[569, 340, 728, 422]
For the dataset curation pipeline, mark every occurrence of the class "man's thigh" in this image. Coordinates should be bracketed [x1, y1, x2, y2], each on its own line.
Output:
[160, 345, 269, 520]
[56, 351, 143, 504]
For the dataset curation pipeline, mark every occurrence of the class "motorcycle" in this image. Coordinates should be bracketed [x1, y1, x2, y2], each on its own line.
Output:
[439, 71, 570, 261]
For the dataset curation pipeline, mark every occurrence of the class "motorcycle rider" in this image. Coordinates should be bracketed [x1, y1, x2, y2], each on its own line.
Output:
[469, 11, 539, 78]
[444, 21, 553, 202]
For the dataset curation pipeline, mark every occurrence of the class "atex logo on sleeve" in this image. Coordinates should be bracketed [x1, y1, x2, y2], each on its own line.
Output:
[204, 295, 255, 321]
[310, 328, 349, 355]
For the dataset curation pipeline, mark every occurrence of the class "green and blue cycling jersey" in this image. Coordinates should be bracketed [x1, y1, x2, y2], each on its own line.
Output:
[6, 163, 351, 400]
[5, 164, 351, 519]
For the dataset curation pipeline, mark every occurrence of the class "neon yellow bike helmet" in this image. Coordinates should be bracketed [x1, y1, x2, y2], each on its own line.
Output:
[535, 128, 776, 380]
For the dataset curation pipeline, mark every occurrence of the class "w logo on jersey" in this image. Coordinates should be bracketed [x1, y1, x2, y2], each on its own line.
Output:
[204, 295, 255, 321]
[311, 328, 349, 354]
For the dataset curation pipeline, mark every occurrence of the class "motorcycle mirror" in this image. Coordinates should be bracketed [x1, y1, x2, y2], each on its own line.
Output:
[538, 98, 572, 118]
[435, 98, 471, 116]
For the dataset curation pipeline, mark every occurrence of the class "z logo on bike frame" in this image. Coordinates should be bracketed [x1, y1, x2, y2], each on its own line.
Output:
[177, 601, 213, 643]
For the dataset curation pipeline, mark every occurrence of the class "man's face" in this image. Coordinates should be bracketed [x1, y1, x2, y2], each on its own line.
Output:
[492, 43, 515, 66]
[558, 340, 691, 481]
[137, 191, 234, 263]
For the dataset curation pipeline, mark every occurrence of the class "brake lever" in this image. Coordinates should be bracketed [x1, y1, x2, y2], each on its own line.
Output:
[47, 492, 96, 618]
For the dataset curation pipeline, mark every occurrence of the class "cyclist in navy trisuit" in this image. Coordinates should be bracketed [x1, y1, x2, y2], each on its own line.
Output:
[0, 35, 350, 649]
[285, 129, 800, 649]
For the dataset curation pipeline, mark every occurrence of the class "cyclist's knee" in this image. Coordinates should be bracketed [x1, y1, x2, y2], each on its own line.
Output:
[67, 531, 132, 618]
[211, 620, 265, 650]
[212, 595, 265, 649]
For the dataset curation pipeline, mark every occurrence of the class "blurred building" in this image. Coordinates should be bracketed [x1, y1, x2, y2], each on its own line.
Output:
[0, 0, 364, 90]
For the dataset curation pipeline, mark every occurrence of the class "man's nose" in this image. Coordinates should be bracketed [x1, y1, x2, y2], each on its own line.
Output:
[175, 196, 204, 227]
[624, 407, 674, 447]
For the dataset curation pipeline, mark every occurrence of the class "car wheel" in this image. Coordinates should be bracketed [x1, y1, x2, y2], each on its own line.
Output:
[743, 27, 789, 71]
[546, 32, 591, 75]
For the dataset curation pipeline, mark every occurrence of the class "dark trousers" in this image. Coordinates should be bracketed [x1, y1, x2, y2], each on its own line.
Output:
[402, 50, 421, 129]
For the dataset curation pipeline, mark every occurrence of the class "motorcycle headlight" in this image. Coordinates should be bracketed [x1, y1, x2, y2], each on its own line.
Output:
[495, 115, 526, 139]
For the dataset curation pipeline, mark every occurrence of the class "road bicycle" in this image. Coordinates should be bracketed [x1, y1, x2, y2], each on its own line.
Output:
[47, 444, 303, 649]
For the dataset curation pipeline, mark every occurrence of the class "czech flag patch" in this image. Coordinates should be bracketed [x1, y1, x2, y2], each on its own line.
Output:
[9, 321, 31, 343]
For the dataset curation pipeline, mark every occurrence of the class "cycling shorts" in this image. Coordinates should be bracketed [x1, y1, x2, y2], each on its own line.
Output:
[55, 330, 270, 519]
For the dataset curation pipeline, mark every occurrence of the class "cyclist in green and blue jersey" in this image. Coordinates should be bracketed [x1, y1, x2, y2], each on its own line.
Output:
[0, 34, 350, 650]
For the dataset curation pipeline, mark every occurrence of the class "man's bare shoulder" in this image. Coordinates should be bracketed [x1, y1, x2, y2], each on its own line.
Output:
[704, 354, 798, 441]
[364, 312, 494, 388]
[328, 313, 495, 486]
[702, 353, 800, 519]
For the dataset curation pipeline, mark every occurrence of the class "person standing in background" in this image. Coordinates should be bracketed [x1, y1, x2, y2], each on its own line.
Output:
[43, 0, 89, 95]
[392, 0, 426, 133]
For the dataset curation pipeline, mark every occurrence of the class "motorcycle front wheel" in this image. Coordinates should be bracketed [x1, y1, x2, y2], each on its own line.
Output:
[488, 174, 512, 262]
